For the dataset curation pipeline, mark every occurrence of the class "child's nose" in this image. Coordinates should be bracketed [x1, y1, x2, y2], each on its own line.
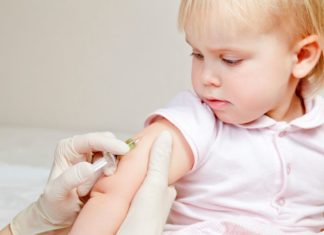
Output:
[202, 66, 221, 87]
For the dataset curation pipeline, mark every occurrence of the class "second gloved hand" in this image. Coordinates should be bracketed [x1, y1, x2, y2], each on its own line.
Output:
[10, 132, 129, 235]
[117, 131, 177, 235]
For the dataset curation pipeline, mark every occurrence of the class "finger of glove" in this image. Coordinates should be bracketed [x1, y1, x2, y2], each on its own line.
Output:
[73, 132, 129, 155]
[50, 162, 95, 197]
[77, 170, 103, 197]
[146, 131, 172, 185]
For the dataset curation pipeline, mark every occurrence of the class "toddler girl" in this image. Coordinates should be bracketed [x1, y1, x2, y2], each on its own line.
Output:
[70, 0, 324, 234]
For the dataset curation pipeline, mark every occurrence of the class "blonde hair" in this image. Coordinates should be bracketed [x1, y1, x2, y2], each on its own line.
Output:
[178, 0, 324, 97]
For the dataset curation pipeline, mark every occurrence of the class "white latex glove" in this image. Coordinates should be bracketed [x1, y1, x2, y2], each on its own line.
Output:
[10, 132, 129, 235]
[117, 131, 177, 235]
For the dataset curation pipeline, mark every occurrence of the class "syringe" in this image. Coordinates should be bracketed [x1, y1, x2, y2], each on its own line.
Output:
[92, 137, 140, 174]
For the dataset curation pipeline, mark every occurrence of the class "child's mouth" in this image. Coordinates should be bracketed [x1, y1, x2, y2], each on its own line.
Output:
[204, 98, 230, 110]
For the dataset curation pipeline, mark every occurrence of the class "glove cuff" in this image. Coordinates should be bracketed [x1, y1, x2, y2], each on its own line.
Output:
[10, 202, 67, 235]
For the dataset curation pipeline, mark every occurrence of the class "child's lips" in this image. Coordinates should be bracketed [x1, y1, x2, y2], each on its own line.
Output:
[204, 98, 230, 110]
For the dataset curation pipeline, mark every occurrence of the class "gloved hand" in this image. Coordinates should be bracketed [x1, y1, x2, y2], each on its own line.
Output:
[117, 131, 177, 235]
[10, 132, 129, 235]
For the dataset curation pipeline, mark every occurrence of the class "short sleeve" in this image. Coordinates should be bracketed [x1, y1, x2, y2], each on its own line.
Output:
[145, 90, 218, 170]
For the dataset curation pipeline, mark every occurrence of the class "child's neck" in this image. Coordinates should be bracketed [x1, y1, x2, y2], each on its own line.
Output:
[267, 93, 305, 123]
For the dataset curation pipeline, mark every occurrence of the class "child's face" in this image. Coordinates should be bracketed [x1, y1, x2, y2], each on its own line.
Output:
[186, 21, 300, 124]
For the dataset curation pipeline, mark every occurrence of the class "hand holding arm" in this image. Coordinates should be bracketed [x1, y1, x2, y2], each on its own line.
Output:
[117, 131, 176, 235]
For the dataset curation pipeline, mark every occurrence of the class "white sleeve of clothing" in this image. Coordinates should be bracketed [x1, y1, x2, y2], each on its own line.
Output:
[145, 90, 218, 171]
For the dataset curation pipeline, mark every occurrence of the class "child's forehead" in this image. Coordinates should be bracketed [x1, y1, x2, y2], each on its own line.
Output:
[185, 24, 281, 54]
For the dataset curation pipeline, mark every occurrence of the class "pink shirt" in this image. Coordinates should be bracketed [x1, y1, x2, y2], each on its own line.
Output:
[145, 91, 324, 234]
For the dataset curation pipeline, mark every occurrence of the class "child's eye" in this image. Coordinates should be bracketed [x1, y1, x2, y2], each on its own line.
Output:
[190, 52, 204, 60]
[222, 58, 243, 65]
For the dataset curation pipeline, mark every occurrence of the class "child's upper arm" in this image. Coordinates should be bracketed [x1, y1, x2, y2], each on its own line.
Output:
[91, 117, 194, 199]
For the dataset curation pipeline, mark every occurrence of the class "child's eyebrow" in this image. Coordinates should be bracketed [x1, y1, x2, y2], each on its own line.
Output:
[185, 38, 200, 51]
[186, 37, 251, 55]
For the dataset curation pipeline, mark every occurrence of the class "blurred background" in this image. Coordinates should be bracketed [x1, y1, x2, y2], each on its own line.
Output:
[0, 0, 191, 134]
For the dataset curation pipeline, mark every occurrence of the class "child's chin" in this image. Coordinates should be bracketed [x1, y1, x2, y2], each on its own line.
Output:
[214, 114, 237, 124]
[215, 113, 256, 125]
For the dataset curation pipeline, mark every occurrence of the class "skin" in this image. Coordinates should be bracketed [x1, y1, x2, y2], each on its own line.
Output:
[0, 227, 11, 235]
[186, 20, 318, 124]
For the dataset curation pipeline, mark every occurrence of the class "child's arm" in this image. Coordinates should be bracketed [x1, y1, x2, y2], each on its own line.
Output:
[69, 118, 194, 235]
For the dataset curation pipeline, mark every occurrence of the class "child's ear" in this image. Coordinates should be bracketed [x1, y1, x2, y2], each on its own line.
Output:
[292, 35, 322, 79]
